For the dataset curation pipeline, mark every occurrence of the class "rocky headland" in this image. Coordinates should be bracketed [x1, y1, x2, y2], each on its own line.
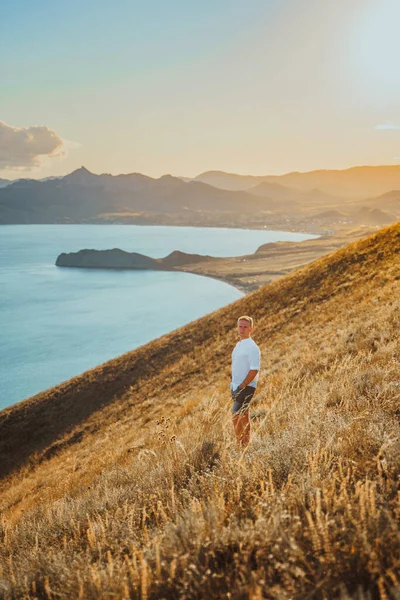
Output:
[55, 227, 378, 293]
[56, 248, 215, 271]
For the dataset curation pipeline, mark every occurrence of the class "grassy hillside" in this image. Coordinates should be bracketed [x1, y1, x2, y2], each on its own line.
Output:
[1, 223, 400, 599]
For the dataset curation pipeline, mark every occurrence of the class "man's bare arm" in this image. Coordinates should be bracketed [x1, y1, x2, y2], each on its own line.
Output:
[239, 370, 259, 389]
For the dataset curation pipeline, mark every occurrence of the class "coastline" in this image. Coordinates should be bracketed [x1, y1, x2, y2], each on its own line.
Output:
[0, 221, 324, 235]
[56, 226, 375, 296]
[91, 221, 322, 235]
[167, 268, 250, 294]
[2, 224, 372, 408]
[0, 264, 243, 410]
[54, 261, 253, 294]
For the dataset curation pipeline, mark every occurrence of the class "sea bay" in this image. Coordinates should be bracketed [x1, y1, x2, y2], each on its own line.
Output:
[0, 225, 314, 409]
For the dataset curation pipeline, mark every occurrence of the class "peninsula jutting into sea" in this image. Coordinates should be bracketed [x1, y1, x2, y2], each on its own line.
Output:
[54, 228, 370, 293]
[5, 162, 399, 297]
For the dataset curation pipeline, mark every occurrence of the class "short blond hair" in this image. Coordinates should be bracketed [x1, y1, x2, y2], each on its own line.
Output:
[237, 315, 253, 328]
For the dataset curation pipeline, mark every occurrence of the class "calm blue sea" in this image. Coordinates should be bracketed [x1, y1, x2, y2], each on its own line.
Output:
[0, 225, 314, 409]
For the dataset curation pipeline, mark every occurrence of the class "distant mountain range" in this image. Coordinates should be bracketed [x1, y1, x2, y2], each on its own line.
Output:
[0, 167, 277, 224]
[1, 165, 400, 226]
[246, 181, 338, 206]
[194, 166, 400, 198]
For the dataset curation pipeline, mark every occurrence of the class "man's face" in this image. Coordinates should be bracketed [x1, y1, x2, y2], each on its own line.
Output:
[237, 319, 252, 339]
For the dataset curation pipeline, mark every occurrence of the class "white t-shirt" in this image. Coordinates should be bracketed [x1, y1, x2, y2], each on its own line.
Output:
[231, 337, 261, 390]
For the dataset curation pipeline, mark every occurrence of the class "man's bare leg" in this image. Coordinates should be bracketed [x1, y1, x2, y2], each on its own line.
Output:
[232, 411, 251, 447]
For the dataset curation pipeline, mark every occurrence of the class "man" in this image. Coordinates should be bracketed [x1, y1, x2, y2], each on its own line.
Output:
[231, 315, 261, 447]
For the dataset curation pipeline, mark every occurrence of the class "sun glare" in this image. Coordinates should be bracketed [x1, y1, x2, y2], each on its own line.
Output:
[351, 0, 400, 96]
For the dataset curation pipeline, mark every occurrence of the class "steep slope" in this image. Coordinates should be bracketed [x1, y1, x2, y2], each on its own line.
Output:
[0, 223, 399, 599]
[1, 223, 399, 479]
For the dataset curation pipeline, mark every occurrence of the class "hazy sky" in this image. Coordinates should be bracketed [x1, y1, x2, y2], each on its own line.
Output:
[1, 0, 400, 179]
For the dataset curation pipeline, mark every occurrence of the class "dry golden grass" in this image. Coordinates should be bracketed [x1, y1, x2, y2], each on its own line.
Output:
[0, 223, 399, 599]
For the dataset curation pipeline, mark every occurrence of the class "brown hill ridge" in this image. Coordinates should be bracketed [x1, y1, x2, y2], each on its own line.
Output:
[0, 223, 399, 598]
[2, 223, 399, 480]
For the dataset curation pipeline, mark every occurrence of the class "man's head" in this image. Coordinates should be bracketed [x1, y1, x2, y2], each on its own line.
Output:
[237, 315, 253, 339]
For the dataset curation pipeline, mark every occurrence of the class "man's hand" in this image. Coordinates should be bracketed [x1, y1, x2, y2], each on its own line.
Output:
[232, 386, 242, 399]
[240, 370, 259, 389]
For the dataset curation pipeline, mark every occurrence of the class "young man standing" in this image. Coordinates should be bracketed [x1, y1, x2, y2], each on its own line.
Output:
[231, 315, 261, 447]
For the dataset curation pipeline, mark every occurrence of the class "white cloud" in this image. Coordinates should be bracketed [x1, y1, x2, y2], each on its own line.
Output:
[375, 122, 400, 130]
[0, 120, 67, 170]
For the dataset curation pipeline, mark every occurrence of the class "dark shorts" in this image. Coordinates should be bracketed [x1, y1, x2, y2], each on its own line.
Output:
[231, 385, 256, 414]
